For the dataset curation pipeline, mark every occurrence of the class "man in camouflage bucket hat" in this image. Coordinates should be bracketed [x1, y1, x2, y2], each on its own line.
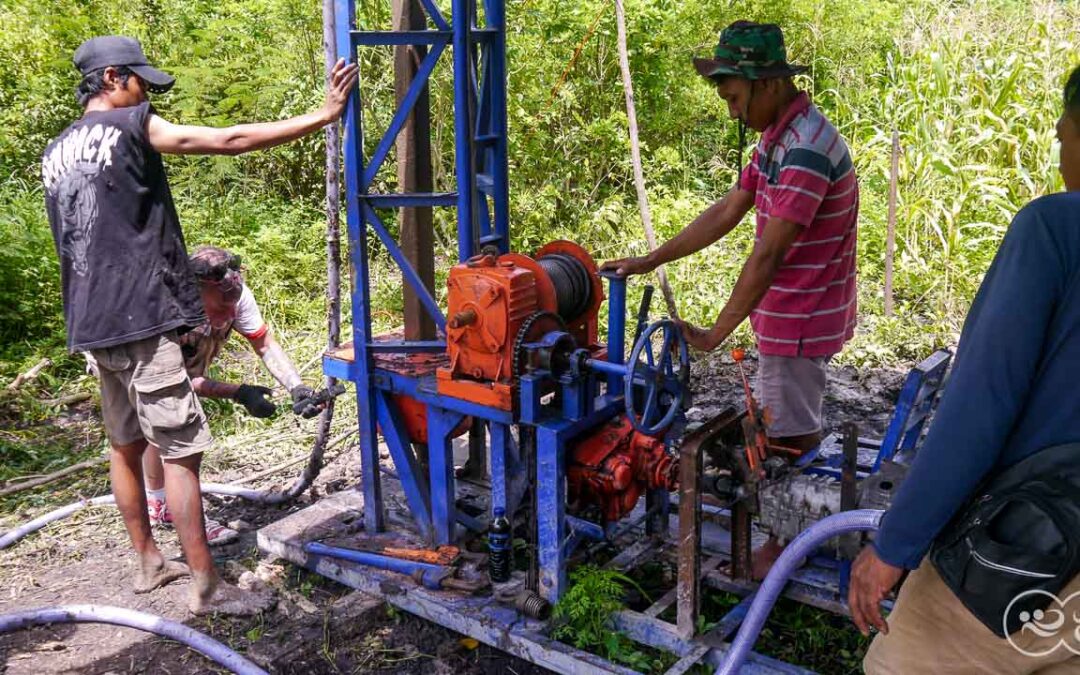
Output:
[604, 21, 859, 579]
[692, 20, 809, 82]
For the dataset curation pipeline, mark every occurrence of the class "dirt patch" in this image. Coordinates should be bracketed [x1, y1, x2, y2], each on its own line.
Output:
[0, 411, 549, 674]
[687, 348, 907, 438]
[0, 348, 908, 674]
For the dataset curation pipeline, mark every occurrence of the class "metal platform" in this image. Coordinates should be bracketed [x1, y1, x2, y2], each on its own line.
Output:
[258, 461, 830, 674]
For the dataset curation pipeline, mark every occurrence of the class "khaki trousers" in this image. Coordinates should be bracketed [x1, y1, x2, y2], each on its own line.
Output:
[864, 562, 1080, 674]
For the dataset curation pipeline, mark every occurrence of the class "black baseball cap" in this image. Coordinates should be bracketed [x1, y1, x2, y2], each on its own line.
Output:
[73, 36, 175, 93]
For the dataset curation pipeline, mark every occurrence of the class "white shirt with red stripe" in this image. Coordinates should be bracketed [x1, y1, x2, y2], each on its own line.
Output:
[738, 92, 859, 358]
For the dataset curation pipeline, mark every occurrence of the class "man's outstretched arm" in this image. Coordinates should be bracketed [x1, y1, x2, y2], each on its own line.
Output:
[246, 332, 304, 392]
[602, 186, 754, 276]
[147, 59, 359, 156]
[678, 215, 802, 351]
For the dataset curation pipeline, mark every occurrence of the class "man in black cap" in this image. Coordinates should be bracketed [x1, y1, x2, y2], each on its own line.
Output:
[42, 35, 357, 616]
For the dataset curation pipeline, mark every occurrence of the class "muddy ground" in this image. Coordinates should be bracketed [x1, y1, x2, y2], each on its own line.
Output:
[0, 349, 907, 674]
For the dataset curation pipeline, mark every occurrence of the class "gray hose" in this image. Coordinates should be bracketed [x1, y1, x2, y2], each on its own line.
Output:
[0, 604, 267, 675]
[0, 478, 334, 549]
[715, 509, 884, 675]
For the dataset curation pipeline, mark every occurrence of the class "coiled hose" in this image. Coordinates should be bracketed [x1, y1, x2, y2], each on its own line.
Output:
[0, 605, 267, 675]
[715, 509, 884, 675]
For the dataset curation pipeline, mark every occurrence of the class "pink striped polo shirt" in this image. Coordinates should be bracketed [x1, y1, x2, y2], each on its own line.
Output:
[738, 92, 859, 358]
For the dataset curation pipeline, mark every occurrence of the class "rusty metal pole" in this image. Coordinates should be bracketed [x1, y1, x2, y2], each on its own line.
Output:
[394, 0, 436, 341]
[677, 428, 703, 638]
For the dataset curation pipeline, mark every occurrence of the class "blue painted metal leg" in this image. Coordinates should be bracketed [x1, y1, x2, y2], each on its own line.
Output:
[375, 391, 432, 539]
[605, 273, 627, 397]
[537, 425, 566, 604]
[428, 406, 466, 544]
[839, 558, 852, 600]
[452, 0, 476, 260]
[490, 422, 510, 516]
[335, 0, 383, 533]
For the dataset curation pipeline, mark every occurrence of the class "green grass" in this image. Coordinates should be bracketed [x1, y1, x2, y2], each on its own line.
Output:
[0, 0, 1077, 668]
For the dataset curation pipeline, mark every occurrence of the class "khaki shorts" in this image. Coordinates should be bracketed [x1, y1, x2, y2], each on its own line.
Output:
[87, 332, 212, 459]
[754, 354, 829, 437]
[865, 562, 1080, 675]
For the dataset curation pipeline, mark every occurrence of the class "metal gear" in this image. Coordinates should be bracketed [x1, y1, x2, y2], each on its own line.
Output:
[511, 311, 567, 380]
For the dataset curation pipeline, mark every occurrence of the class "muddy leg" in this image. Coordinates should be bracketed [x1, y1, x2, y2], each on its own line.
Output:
[142, 444, 166, 492]
[110, 439, 189, 592]
[769, 431, 822, 455]
[163, 453, 273, 616]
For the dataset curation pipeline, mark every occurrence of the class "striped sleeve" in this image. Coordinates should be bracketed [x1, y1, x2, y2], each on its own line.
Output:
[738, 147, 761, 195]
[770, 146, 830, 227]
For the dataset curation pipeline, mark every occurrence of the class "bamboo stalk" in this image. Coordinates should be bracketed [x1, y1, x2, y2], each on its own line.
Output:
[613, 0, 679, 320]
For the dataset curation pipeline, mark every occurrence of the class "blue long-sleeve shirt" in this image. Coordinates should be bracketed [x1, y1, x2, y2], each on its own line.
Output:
[874, 192, 1080, 569]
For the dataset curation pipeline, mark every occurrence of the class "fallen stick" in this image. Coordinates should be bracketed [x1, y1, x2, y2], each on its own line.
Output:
[42, 393, 92, 408]
[7, 359, 51, 391]
[0, 457, 108, 499]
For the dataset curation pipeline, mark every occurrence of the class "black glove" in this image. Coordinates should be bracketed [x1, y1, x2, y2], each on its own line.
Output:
[290, 384, 322, 419]
[233, 384, 276, 418]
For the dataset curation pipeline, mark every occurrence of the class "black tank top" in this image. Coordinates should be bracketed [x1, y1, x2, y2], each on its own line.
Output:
[42, 102, 205, 352]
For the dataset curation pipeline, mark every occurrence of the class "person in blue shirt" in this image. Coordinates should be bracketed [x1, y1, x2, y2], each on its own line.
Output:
[851, 66, 1080, 673]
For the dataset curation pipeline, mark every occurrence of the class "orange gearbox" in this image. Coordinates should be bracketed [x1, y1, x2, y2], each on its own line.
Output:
[444, 254, 539, 384]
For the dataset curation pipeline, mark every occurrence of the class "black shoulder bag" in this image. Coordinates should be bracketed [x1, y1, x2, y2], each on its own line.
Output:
[930, 442, 1080, 637]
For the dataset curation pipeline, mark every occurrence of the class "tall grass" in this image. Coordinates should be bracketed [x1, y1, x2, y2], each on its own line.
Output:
[0, 0, 1078, 381]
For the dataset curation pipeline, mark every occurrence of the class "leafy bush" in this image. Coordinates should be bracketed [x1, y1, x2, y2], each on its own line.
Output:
[1, 0, 1077, 376]
[551, 564, 665, 672]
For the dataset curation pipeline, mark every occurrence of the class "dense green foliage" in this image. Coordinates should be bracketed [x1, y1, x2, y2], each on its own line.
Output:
[1, 0, 1077, 376]
[1, 2, 1077, 671]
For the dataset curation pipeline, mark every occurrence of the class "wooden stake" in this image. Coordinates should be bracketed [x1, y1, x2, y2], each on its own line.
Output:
[613, 0, 679, 319]
[885, 130, 899, 317]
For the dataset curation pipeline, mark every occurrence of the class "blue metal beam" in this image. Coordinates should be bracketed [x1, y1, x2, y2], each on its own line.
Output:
[427, 406, 466, 544]
[363, 205, 448, 333]
[418, 0, 449, 31]
[351, 30, 451, 46]
[537, 425, 566, 603]
[335, 0, 383, 533]
[364, 192, 458, 208]
[375, 391, 432, 539]
[452, 0, 476, 261]
[362, 38, 448, 190]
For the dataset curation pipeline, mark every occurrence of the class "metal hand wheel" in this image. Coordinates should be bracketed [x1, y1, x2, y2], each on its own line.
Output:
[624, 319, 690, 436]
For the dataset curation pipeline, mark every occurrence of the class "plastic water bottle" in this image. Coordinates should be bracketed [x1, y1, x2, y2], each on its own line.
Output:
[488, 507, 512, 583]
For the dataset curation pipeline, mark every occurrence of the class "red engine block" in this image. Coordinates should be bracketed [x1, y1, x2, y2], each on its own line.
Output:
[567, 417, 679, 524]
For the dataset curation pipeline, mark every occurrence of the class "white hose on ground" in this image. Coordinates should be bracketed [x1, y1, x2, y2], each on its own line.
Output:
[715, 509, 885, 675]
[0, 604, 267, 675]
[0, 480, 315, 550]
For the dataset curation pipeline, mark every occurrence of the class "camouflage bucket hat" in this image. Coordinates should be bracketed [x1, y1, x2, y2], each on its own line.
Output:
[693, 21, 808, 81]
